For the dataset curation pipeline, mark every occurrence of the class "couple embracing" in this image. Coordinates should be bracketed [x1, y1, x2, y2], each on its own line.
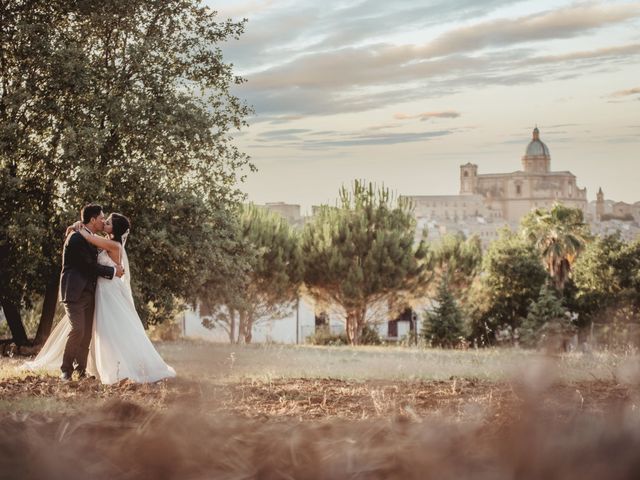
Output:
[24, 204, 175, 384]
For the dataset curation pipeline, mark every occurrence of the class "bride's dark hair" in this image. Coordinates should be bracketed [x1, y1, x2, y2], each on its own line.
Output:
[110, 213, 131, 244]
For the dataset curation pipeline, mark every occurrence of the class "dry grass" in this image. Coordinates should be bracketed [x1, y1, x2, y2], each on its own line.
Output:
[157, 340, 640, 382]
[2, 395, 640, 480]
[1, 340, 640, 479]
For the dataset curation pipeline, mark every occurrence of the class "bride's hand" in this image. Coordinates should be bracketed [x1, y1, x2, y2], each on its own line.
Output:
[65, 221, 84, 237]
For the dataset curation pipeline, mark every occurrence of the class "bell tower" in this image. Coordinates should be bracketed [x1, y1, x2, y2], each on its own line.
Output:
[460, 163, 478, 194]
[596, 187, 605, 221]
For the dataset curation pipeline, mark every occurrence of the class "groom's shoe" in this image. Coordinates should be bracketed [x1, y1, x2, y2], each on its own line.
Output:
[76, 371, 96, 381]
[60, 372, 72, 382]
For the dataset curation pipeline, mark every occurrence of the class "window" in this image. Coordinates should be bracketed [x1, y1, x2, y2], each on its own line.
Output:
[516, 184, 522, 195]
[315, 312, 328, 332]
[464, 171, 469, 177]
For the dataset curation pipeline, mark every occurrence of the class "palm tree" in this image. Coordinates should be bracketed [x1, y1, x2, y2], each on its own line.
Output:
[521, 204, 590, 291]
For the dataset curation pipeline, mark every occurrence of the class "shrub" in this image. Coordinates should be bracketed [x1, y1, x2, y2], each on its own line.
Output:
[422, 275, 466, 348]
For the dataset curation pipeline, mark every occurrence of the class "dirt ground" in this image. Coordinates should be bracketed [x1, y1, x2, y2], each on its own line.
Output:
[1, 375, 640, 480]
[2, 342, 640, 479]
[0, 374, 635, 423]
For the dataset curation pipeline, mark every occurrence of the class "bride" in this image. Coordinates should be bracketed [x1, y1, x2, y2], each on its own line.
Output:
[24, 213, 176, 384]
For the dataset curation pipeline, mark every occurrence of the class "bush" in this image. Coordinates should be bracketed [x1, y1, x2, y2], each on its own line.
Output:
[306, 327, 348, 346]
[306, 324, 381, 346]
[147, 315, 183, 342]
[360, 324, 382, 345]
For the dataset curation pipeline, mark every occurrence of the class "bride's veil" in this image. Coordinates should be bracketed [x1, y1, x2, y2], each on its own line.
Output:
[121, 233, 135, 305]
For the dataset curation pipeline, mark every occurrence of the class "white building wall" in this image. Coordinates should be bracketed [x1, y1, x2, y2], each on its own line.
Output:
[184, 298, 319, 344]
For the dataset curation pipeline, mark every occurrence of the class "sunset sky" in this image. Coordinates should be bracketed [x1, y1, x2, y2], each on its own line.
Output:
[207, 0, 640, 212]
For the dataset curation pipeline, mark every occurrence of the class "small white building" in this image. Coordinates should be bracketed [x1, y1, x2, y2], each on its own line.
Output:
[183, 297, 339, 344]
[182, 298, 425, 344]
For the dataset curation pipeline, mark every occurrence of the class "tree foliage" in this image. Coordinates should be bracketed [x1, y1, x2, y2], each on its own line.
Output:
[422, 274, 466, 348]
[570, 235, 640, 344]
[301, 181, 431, 345]
[1, 0, 251, 342]
[470, 229, 547, 344]
[519, 283, 572, 348]
[521, 204, 590, 291]
[431, 233, 482, 301]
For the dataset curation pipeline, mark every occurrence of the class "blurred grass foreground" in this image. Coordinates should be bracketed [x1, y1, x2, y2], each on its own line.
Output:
[1, 341, 640, 479]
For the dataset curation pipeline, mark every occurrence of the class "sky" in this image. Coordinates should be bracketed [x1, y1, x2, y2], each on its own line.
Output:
[205, 0, 640, 213]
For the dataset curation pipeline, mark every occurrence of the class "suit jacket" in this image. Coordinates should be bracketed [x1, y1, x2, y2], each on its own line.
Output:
[59, 231, 115, 303]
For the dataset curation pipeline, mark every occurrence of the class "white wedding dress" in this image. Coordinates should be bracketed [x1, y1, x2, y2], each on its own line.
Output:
[24, 248, 176, 384]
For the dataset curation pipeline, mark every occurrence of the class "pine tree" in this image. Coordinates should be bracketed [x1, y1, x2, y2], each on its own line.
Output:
[302, 181, 431, 345]
[422, 274, 465, 348]
[520, 283, 571, 348]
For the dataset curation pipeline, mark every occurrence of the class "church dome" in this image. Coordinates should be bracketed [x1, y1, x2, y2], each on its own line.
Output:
[525, 127, 550, 157]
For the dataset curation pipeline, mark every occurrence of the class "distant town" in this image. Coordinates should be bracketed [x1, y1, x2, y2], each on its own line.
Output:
[260, 128, 640, 246]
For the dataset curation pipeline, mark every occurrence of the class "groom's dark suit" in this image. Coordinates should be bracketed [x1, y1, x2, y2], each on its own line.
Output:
[60, 230, 115, 376]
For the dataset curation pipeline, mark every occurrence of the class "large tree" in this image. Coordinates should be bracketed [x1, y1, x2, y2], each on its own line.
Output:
[571, 234, 640, 334]
[301, 181, 431, 345]
[521, 204, 590, 291]
[1, 0, 251, 344]
[200, 204, 302, 344]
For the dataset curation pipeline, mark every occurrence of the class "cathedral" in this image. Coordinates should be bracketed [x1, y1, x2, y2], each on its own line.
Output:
[407, 127, 588, 225]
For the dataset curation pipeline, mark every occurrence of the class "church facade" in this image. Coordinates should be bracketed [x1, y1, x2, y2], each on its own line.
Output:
[407, 127, 588, 225]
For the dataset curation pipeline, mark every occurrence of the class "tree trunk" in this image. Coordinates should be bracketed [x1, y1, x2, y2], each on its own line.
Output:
[34, 272, 60, 345]
[346, 310, 359, 345]
[0, 296, 29, 346]
[239, 310, 252, 344]
[228, 308, 236, 344]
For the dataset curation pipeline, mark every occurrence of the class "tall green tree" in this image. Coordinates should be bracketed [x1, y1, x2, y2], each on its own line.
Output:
[519, 283, 571, 348]
[571, 234, 626, 321]
[301, 181, 431, 345]
[421, 274, 466, 348]
[1, 0, 251, 343]
[200, 204, 302, 344]
[470, 229, 547, 344]
[0, 2, 75, 345]
[571, 235, 640, 338]
[521, 204, 590, 291]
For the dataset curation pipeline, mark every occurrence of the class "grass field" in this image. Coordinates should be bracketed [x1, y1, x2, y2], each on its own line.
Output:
[2, 341, 640, 479]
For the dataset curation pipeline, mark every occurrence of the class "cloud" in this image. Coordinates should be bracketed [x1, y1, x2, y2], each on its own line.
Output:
[394, 111, 461, 121]
[300, 130, 455, 148]
[232, 1, 640, 119]
[366, 123, 403, 131]
[610, 87, 640, 97]
[247, 125, 460, 150]
[214, 0, 275, 19]
[417, 3, 640, 58]
[217, 0, 525, 70]
[527, 43, 640, 65]
[258, 128, 312, 137]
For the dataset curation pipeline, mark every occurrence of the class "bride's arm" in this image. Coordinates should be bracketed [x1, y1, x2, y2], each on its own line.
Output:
[77, 228, 121, 253]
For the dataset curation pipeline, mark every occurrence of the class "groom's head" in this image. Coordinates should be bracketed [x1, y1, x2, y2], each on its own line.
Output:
[81, 204, 105, 233]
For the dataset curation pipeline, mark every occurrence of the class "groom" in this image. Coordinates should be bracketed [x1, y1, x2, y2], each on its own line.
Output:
[59, 204, 124, 381]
